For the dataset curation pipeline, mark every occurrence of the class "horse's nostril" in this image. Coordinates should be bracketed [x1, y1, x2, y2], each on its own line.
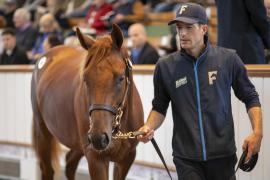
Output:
[88, 133, 109, 150]
[100, 133, 109, 148]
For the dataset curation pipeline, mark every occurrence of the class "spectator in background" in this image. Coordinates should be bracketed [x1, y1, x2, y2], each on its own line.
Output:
[153, 0, 178, 12]
[36, 0, 69, 15]
[0, 28, 29, 64]
[65, 0, 92, 18]
[79, 0, 112, 35]
[0, 0, 18, 27]
[13, 8, 38, 52]
[23, 0, 46, 14]
[54, 0, 92, 29]
[20, 0, 46, 22]
[109, 0, 135, 37]
[28, 13, 62, 61]
[128, 23, 159, 64]
[215, 0, 270, 64]
[34, 0, 70, 29]
[43, 33, 62, 52]
[0, 16, 6, 28]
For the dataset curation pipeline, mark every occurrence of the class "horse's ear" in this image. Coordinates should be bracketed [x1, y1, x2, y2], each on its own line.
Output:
[76, 27, 95, 50]
[111, 23, 123, 49]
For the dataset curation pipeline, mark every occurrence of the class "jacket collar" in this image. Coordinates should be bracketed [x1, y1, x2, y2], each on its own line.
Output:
[180, 35, 210, 63]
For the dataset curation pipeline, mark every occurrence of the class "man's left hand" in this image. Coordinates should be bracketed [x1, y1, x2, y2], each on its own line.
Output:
[242, 132, 262, 162]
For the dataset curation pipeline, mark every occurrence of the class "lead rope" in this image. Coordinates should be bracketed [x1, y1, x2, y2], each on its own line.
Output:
[113, 131, 173, 180]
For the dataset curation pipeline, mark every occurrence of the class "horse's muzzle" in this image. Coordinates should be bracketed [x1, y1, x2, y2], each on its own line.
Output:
[87, 133, 109, 150]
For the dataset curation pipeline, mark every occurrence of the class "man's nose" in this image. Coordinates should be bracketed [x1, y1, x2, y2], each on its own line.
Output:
[179, 28, 188, 35]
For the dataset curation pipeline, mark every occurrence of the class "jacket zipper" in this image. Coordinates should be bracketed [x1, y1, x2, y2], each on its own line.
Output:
[193, 60, 207, 161]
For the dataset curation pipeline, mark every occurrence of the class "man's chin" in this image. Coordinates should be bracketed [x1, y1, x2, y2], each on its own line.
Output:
[181, 45, 190, 49]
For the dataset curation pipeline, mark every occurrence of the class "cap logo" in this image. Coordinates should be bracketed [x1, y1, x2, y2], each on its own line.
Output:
[179, 5, 188, 15]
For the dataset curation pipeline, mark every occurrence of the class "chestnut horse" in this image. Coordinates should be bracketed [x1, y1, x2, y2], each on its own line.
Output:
[31, 24, 144, 180]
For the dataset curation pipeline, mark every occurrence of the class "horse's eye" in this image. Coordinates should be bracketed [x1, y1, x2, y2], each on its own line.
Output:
[117, 75, 125, 84]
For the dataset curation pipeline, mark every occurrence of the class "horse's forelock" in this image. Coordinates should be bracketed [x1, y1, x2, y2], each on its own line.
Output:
[83, 35, 128, 71]
[80, 35, 128, 82]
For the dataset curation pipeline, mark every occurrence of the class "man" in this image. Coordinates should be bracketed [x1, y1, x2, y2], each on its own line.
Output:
[13, 8, 38, 52]
[0, 28, 29, 64]
[0, 0, 18, 28]
[29, 13, 62, 61]
[84, 0, 112, 35]
[128, 23, 159, 64]
[109, 0, 135, 37]
[137, 3, 263, 180]
[215, 0, 270, 64]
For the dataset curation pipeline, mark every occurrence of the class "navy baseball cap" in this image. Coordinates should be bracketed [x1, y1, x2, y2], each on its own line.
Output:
[168, 3, 207, 25]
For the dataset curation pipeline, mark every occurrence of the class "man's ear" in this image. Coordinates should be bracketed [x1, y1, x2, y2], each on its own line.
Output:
[76, 27, 95, 50]
[202, 24, 208, 34]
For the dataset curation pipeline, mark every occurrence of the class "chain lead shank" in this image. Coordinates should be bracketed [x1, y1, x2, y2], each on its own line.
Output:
[112, 131, 145, 139]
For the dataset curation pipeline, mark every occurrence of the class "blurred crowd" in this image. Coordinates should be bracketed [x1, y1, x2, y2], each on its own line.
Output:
[0, 0, 269, 65]
[0, 0, 211, 65]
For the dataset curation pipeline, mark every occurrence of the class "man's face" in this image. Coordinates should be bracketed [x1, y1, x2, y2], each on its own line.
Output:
[176, 22, 207, 50]
[2, 34, 16, 50]
[40, 21, 53, 33]
[128, 27, 146, 49]
[13, 13, 25, 28]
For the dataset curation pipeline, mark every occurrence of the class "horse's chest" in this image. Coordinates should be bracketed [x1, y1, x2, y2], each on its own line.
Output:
[105, 139, 135, 162]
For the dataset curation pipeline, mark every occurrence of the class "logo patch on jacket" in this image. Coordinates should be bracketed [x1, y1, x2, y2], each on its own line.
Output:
[208, 71, 217, 85]
[176, 76, 187, 88]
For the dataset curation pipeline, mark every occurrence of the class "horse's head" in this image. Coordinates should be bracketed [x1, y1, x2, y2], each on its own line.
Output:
[76, 24, 132, 151]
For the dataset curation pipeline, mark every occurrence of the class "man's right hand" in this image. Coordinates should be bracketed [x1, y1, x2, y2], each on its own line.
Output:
[136, 125, 154, 143]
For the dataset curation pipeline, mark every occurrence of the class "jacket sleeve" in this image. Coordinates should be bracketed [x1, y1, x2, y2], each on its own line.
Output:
[231, 52, 261, 110]
[152, 61, 170, 116]
[245, 0, 270, 48]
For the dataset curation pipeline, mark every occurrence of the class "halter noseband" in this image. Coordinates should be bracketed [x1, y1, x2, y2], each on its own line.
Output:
[88, 57, 132, 134]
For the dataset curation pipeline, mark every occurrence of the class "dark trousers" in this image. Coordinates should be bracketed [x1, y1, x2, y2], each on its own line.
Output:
[173, 154, 237, 180]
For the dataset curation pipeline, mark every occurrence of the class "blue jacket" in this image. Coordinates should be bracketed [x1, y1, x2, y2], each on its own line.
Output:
[215, 0, 270, 64]
[152, 44, 261, 161]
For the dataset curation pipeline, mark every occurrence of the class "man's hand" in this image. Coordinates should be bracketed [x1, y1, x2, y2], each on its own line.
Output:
[242, 132, 262, 162]
[243, 106, 263, 162]
[136, 125, 154, 143]
[136, 110, 165, 143]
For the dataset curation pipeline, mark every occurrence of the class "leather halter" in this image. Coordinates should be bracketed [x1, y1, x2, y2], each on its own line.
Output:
[88, 57, 132, 134]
